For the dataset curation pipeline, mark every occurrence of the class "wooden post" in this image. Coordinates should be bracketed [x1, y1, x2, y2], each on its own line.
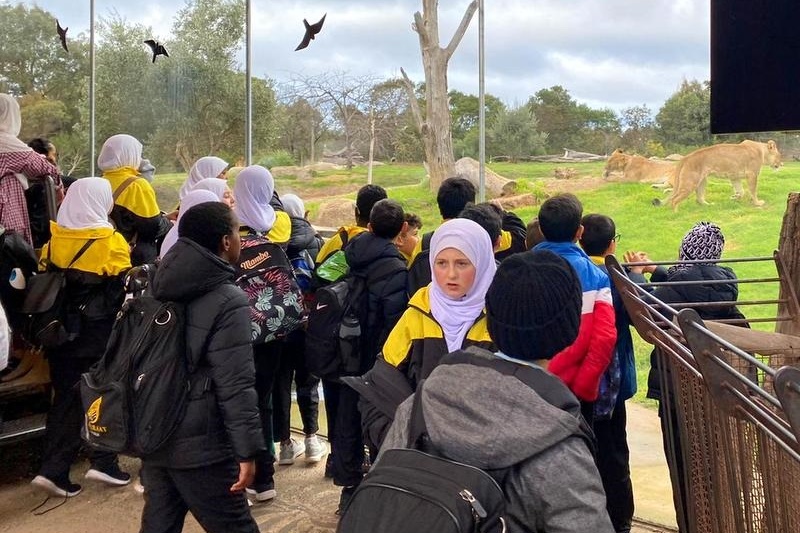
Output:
[776, 193, 800, 337]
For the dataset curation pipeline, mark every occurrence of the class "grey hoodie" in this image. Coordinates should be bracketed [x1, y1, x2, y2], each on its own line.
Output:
[381, 360, 614, 533]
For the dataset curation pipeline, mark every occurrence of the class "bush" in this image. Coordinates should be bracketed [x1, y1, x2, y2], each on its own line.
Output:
[257, 150, 296, 168]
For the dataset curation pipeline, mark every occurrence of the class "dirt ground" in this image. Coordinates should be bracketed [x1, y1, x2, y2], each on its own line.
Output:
[0, 402, 676, 533]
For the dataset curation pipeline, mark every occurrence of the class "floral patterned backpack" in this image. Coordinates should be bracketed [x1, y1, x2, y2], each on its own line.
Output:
[235, 232, 306, 344]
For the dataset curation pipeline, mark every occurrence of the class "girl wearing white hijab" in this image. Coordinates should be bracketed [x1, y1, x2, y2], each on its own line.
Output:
[32, 177, 132, 499]
[159, 190, 221, 257]
[178, 156, 228, 200]
[233, 165, 290, 245]
[0, 93, 61, 245]
[193, 177, 235, 208]
[382, 218, 497, 387]
[97, 134, 168, 266]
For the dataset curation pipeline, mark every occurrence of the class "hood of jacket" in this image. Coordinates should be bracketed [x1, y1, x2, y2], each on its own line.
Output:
[344, 231, 405, 272]
[287, 216, 321, 257]
[416, 358, 584, 469]
[152, 238, 237, 302]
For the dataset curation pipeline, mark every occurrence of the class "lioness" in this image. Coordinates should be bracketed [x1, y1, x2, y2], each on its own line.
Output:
[666, 140, 781, 210]
[603, 149, 676, 188]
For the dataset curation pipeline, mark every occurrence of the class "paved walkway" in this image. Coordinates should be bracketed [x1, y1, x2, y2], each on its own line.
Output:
[0, 402, 677, 532]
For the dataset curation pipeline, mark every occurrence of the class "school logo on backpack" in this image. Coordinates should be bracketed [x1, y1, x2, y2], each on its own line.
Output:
[79, 296, 189, 457]
[235, 234, 305, 344]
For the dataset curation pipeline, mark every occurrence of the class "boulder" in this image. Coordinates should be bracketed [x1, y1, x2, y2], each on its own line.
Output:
[315, 198, 356, 228]
[270, 166, 311, 179]
[454, 157, 517, 197]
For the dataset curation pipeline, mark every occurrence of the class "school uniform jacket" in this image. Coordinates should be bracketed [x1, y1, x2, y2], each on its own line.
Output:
[534, 241, 617, 402]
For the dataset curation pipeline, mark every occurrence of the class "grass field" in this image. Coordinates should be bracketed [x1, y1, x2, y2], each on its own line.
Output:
[152, 160, 799, 406]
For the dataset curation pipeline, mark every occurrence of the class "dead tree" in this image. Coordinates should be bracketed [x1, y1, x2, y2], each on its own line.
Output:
[400, 0, 478, 191]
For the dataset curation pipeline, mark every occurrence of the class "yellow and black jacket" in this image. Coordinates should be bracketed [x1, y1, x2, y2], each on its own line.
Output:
[315, 225, 367, 264]
[382, 286, 495, 388]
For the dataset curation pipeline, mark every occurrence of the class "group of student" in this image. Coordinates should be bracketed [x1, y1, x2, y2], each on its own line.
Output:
[1, 88, 744, 532]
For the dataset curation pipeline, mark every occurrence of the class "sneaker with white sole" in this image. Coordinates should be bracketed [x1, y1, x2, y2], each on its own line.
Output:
[31, 475, 82, 498]
[85, 464, 132, 486]
[278, 438, 306, 465]
[304, 435, 327, 464]
[246, 484, 277, 502]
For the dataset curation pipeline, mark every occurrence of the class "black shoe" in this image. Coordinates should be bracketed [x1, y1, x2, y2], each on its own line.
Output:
[85, 464, 131, 486]
[335, 485, 357, 516]
[324, 455, 334, 478]
[31, 475, 82, 498]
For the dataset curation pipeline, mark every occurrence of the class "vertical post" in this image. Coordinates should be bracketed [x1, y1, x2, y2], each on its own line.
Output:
[245, 0, 252, 166]
[89, 0, 96, 176]
[477, 0, 486, 202]
[367, 108, 375, 185]
[310, 118, 315, 164]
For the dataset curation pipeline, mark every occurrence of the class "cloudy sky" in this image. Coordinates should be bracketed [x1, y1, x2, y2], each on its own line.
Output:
[25, 0, 709, 113]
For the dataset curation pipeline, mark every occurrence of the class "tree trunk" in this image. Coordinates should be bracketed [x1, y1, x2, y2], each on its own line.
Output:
[367, 110, 376, 185]
[402, 1, 478, 192]
[454, 157, 517, 197]
[776, 193, 800, 338]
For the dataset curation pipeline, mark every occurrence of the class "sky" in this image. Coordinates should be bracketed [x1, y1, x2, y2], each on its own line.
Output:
[23, 0, 710, 114]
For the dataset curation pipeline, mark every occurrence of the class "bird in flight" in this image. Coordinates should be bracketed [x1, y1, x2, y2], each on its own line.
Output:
[56, 20, 68, 53]
[295, 14, 326, 51]
[144, 39, 169, 63]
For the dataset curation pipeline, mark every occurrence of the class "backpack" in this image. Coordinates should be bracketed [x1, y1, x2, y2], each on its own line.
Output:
[0, 226, 38, 326]
[235, 233, 306, 344]
[406, 231, 433, 297]
[337, 348, 595, 533]
[305, 257, 406, 380]
[79, 295, 189, 457]
[313, 228, 351, 286]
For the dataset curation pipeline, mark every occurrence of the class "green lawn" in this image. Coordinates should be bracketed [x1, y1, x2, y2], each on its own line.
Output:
[150, 160, 799, 407]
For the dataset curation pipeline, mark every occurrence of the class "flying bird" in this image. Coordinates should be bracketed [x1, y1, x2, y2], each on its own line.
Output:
[144, 39, 169, 63]
[295, 13, 326, 51]
[56, 19, 68, 53]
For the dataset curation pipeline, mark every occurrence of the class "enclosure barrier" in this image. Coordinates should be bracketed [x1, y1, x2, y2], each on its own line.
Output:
[606, 254, 800, 533]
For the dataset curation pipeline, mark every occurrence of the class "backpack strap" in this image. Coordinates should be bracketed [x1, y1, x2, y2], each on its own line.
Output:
[339, 228, 350, 248]
[112, 176, 141, 202]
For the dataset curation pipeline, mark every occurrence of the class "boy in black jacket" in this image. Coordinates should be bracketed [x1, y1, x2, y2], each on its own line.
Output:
[334, 199, 408, 512]
[140, 202, 264, 533]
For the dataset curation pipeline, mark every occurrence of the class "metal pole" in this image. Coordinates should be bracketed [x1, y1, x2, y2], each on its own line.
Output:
[90, 0, 96, 176]
[245, 0, 252, 165]
[478, 0, 486, 202]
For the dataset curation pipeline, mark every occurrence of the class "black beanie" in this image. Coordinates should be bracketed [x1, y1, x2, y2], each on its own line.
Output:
[486, 250, 582, 361]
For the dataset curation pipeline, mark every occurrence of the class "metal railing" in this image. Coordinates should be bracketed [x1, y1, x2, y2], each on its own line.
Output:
[606, 254, 800, 533]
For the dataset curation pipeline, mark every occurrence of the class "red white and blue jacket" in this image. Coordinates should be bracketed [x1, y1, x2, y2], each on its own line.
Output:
[534, 241, 617, 401]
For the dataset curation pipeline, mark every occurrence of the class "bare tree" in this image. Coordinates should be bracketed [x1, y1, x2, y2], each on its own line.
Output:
[289, 71, 379, 169]
[400, 0, 478, 190]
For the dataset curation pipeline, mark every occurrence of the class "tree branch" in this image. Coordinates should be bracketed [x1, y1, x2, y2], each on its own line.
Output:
[412, 11, 430, 50]
[445, 0, 478, 59]
[400, 67, 425, 135]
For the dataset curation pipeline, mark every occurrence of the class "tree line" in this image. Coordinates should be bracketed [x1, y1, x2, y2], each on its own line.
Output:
[1, 1, 728, 176]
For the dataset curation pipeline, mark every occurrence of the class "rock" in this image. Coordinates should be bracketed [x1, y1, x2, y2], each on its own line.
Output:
[553, 167, 577, 179]
[493, 194, 537, 210]
[307, 162, 342, 172]
[315, 198, 356, 228]
[270, 166, 311, 179]
[454, 157, 517, 197]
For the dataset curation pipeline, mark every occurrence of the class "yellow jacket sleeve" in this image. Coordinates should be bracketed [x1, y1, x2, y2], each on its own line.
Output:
[381, 308, 415, 367]
[267, 211, 292, 245]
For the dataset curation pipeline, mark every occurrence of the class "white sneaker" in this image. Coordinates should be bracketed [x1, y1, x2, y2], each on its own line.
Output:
[31, 475, 82, 498]
[246, 486, 277, 502]
[278, 438, 306, 465]
[304, 435, 328, 464]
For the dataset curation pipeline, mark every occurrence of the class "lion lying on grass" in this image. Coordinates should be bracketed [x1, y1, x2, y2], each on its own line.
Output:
[662, 140, 781, 211]
[603, 149, 676, 188]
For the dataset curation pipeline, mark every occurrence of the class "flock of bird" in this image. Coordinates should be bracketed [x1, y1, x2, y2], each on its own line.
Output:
[55, 13, 326, 62]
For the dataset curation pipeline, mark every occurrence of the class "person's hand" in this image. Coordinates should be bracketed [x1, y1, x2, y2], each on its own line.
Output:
[165, 210, 179, 222]
[230, 460, 255, 493]
[624, 251, 656, 274]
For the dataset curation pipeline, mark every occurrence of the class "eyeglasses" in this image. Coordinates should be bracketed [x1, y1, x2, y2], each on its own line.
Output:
[614, 233, 622, 242]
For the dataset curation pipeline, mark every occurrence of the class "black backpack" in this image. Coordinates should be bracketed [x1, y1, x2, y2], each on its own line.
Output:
[337, 348, 595, 533]
[79, 295, 190, 457]
[305, 257, 405, 380]
[406, 231, 433, 297]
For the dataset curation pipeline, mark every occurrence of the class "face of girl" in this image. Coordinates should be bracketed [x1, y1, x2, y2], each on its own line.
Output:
[433, 247, 476, 300]
[222, 187, 235, 208]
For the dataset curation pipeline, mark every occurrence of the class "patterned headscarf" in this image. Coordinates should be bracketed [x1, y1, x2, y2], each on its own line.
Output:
[670, 221, 725, 273]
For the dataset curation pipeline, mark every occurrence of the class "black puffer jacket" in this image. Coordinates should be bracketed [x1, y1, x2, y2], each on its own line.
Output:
[145, 238, 265, 468]
[287, 216, 323, 260]
[646, 264, 746, 401]
[344, 231, 408, 370]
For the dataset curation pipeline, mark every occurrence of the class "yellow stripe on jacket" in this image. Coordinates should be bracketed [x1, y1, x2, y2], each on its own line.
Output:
[103, 167, 160, 218]
[40, 222, 132, 276]
[381, 286, 494, 386]
[315, 225, 367, 263]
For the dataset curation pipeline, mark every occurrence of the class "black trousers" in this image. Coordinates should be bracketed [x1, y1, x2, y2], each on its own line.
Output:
[272, 331, 320, 441]
[328, 382, 364, 487]
[593, 401, 634, 533]
[252, 341, 281, 490]
[139, 459, 258, 533]
[38, 355, 118, 481]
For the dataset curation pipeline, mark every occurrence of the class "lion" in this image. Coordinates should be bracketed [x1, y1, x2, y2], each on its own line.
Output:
[603, 149, 676, 188]
[664, 140, 781, 211]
